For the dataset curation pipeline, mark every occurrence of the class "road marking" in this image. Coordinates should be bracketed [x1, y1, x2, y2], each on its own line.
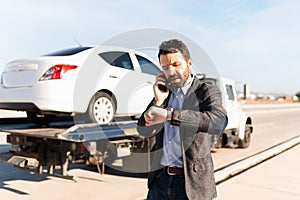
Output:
[214, 134, 300, 185]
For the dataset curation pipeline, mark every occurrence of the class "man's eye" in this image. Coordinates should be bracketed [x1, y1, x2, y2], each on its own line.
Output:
[162, 66, 168, 70]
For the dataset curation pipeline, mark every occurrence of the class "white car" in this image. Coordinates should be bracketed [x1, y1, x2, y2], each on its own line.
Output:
[0, 45, 161, 124]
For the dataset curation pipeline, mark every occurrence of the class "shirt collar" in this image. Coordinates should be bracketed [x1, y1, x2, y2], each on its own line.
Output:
[178, 74, 194, 95]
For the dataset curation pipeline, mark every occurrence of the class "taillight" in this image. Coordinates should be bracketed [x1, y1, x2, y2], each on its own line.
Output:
[79, 143, 87, 152]
[39, 64, 77, 81]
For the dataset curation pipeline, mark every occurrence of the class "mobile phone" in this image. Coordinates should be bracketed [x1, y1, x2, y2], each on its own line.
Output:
[158, 73, 170, 92]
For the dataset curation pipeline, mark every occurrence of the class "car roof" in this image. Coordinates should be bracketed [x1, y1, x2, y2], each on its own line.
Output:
[42, 46, 94, 56]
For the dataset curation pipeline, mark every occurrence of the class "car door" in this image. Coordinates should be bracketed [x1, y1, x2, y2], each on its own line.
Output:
[95, 51, 138, 115]
[223, 82, 242, 129]
[125, 52, 161, 114]
[96, 50, 160, 116]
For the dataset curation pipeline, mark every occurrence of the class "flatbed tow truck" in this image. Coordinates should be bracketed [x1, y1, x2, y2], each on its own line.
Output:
[3, 121, 154, 178]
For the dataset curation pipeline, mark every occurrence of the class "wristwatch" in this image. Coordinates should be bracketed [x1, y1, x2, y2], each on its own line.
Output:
[166, 107, 173, 121]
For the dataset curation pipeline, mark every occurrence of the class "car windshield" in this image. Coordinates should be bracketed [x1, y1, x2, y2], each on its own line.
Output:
[43, 46, 93, 56]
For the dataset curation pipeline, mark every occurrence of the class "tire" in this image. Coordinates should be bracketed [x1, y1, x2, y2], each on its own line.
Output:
[238, 124, 251, 148]
[26, 112, 55, 125]
[85, 92, 115, 124]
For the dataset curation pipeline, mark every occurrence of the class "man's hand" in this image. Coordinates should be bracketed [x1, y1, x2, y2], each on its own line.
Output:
[153, 72, 169, 106]
[144, 106, 167, 126]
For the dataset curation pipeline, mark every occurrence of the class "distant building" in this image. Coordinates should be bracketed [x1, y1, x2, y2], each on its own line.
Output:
[284, 96, 293, 102]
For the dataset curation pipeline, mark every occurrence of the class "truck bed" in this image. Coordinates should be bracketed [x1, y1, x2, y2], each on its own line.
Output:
[1, 121, 140, 142]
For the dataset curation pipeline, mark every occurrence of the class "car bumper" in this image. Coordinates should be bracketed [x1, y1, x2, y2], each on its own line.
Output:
[0, 81, 83, 113]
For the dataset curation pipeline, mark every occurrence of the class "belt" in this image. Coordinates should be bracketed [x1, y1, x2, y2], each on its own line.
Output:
[163, 166, 183, 176]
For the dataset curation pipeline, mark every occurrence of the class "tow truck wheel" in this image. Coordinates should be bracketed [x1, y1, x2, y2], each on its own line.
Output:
[86, 92, 116, 124]
[238, 124, 251, 148]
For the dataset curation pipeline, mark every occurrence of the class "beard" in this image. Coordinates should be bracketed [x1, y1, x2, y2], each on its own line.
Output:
[169, 69, 191, 89]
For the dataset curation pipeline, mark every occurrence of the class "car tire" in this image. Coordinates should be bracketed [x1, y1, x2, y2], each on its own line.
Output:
[238, 124, 251, 148]
[85, 91, 115, 124]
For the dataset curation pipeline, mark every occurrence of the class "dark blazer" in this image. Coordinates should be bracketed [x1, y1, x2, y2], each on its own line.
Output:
[137, 76, 228, 200]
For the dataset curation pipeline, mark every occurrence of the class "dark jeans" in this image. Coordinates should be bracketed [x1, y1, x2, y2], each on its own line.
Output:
[147, 172, 188, 200]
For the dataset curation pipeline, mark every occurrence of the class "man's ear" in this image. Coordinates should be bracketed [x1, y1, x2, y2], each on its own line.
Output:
[188, 58, 192, 70]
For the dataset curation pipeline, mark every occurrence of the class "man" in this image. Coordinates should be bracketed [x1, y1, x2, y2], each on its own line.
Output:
[137, 39, 228, 200]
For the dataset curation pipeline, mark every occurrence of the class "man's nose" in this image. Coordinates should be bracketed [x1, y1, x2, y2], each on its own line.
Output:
[166, 66, 176, 75]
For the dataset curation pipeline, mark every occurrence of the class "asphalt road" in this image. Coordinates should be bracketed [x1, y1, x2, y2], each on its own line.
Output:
[212, 106, 300, 168]
[1, 105, 300, 200]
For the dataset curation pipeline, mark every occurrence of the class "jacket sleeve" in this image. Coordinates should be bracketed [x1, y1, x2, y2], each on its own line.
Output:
[171, 82, 228, 136]
[136, 99, 166, 138]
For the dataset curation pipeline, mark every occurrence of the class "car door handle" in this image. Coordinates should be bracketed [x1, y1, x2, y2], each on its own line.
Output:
[109, 75, 118, 78]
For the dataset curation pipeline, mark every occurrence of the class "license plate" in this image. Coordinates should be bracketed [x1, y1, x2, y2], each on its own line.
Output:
[117, 146, 131, 157]
[88, 141, 97, 155]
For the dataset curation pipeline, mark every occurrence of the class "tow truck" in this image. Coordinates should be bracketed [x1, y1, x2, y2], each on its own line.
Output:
[210, 78, 253, 149]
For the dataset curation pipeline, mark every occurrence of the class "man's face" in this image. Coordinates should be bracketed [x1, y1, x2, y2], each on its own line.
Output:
[159, 51, 192, 88]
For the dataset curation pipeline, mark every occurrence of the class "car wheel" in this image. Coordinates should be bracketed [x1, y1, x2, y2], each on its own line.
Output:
[238, 124, 251, 148]
[86, 92, 115, 124]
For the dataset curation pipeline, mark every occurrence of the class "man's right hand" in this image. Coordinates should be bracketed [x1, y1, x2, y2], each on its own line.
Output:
[153, 72, 169, 106]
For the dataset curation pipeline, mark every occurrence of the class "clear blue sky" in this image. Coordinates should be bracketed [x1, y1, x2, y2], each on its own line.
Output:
[0, 0, 299, 95]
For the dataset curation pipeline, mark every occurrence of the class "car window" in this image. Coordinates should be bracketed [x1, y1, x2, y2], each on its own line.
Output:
[99, 51, 134, 70]
[226, 84, 235, 100]
[136, 55, 160, 76]
[43, 47, 93, 56]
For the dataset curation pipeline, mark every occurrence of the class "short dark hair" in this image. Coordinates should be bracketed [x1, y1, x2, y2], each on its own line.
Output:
[158, 39, 191, 61]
